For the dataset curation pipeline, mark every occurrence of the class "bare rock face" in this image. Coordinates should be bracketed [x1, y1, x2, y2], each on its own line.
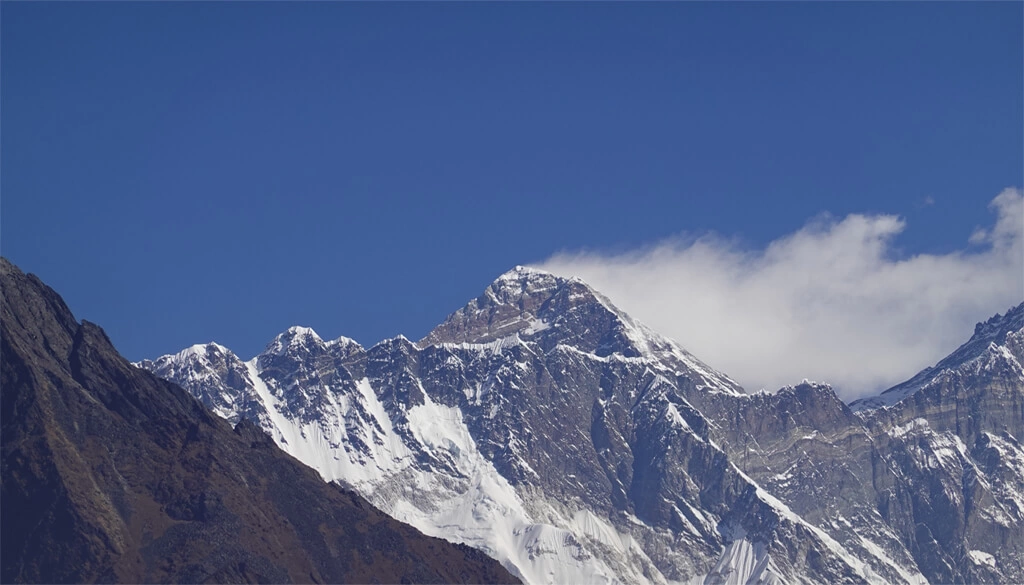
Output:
[0, 258, 519, 585]
[857, 308, 1024, 584]
[703, 305, 1024, 585]
[144, 264, 1024, 585]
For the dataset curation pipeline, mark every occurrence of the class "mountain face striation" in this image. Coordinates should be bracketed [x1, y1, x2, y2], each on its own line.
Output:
[690, 301, 1024, 585]
[0, 258, 518, 584]
[140, 265, 1024, 584]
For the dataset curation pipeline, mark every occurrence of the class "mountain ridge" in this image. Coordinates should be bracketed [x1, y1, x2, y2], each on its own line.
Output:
[143, 265, 1023, 584]
[0, 257, 518, 584]
[851, 302, 1024, 412]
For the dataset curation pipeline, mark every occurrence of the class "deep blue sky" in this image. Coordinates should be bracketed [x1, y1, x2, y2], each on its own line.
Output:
[3, 3, 1021, 362]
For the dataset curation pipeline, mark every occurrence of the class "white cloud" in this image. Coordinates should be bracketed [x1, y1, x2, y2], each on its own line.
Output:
[539, 188, 1024, 400]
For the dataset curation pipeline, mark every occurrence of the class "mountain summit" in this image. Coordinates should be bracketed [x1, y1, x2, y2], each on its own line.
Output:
[423, 266, 743, 394]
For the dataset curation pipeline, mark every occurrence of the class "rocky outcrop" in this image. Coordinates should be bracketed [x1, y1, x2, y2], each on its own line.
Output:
[703, 305, 1024, 585]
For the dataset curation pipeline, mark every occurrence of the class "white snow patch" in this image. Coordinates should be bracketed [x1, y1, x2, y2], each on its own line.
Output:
[524, 317, 551, 335]
[856, 534, 928, 585]
[888, 418, 930, 439]
[226, 366, 643, 585]
[968, 550, 996, 568]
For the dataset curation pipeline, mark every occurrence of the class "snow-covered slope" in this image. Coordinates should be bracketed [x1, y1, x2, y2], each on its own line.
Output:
[140, 268, 1024, 584]
[147, 330, 599, 585]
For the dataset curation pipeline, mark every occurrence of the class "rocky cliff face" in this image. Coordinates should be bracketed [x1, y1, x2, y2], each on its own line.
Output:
[858, 305, 1024, 584]
[683, 303, 1024, 585]
[0, 258, 518, 585]
[139, 266, 1022, 584]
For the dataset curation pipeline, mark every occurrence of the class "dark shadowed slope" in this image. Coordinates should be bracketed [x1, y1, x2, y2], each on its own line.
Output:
[0, 257, 518, 584]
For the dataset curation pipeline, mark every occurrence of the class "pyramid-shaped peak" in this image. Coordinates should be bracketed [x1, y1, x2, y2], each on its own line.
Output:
[494, 264, 586, 283]
[502, 264, 551, 277]
[419, 265, 743, 393]
[420, 266, 610, 346]
[178, 341, 233, 360]
[284, 325, 321, 339]
[135, 342, 237, 368]
[493, 264, 589, 285]
[486, 266, 597, 303]
[263, 325, 325, 356]
[491, 265, 562, 292]
[135, 341, 232, 371]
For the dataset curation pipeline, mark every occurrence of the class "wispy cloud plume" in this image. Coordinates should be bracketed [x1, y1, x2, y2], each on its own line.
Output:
[539, 189, 1024, 400]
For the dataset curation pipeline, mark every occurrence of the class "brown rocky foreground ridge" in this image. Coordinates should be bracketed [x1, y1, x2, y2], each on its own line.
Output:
[0, 256, 519, 584]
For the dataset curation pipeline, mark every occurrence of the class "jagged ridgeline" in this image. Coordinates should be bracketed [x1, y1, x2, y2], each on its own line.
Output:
[0, 258, 519, 584]
[142, 266, 1024, 584]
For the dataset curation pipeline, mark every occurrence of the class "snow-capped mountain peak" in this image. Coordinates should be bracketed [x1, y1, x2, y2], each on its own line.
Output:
[137, 341, 237, 383]
[420, 267, 743, 395]
[139, 273, 1024, 585]
[262, 325, 326, 357]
